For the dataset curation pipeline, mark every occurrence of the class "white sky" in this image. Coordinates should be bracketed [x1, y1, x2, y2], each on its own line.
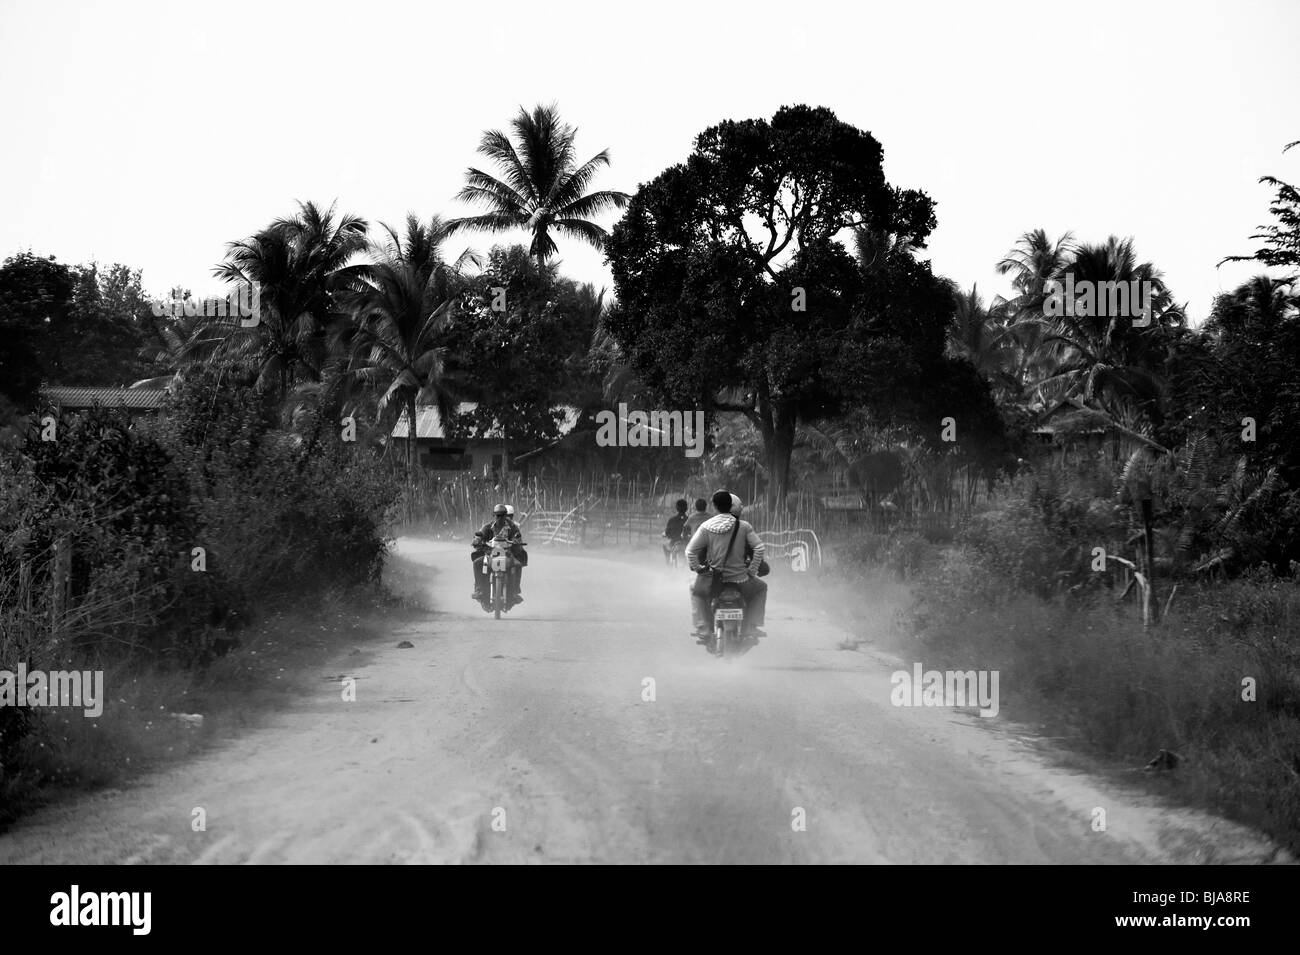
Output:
[1, 0, 1296, 324]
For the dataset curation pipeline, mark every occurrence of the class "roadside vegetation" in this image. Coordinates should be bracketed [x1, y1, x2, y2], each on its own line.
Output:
[808, 154, 1300, 848]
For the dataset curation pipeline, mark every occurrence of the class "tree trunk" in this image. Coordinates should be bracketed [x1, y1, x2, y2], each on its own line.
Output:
[1140, 497, 1159, 625]
[769, 401, 798, 517]
[754, 378, 776, 510]
[407, 393, 418, 524]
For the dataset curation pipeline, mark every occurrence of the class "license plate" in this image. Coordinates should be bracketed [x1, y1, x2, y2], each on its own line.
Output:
[715, 609, 743, 620]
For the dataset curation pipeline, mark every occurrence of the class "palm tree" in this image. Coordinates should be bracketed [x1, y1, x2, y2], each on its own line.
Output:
[189, 201, 369, 397]
[852, 225, 920, 275]
[945, 283, 1020, 401]
[447, 104, 630, 262]
[1204, 274, 1298, 340]
[1033, 236, 1184, 419]
[339, 216, 468, 479]
[134, 300, 205, 387]
[374, 213, 480, 278]
[994, 229, 1077, 397]
[996, 229, 1077, 299]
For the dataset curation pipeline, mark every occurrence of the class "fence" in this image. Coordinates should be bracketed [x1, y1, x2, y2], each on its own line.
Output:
[757, 529, 823, 571]
[398, 472, 981, 553]
[519, 507, 584, 546]
[518, 505, 826, 576]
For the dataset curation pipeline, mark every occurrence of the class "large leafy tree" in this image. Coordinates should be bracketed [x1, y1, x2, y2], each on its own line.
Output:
[0, 252, 73, 405]
[191, 201, 369, 397]
[59, 262, 155, 384]
[604, 105, 1007, 505]
[1167, 275, 1300, 477]
[446, 104, 630, 262]
[445, 245, 603, 446]
[1221, 140, 1300, 272]
[0, 253, 155, 401]
[1159, 275, 1300, 568]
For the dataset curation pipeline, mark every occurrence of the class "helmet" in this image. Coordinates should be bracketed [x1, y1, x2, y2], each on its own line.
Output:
[504, 505, 516, 517]
[492, 503, 507, 516]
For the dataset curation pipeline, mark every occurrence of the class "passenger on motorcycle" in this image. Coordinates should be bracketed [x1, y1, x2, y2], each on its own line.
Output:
[662, 499, 689, 565]
[684, 489, 768, 642]
[503, 504, 528, 594]
[471, 503, 526, 605]
[683, 497, 708, 539]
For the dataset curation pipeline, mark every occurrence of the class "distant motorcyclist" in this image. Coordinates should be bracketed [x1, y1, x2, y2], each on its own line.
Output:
[685, 489, 767, 642]
[683, 497, 708, 540]
[662, 499, 689, 565]
[471, 503, 525, 605]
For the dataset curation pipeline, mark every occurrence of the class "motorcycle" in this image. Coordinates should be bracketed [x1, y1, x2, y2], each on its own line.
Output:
[478, 535, 525, 619]
[664, 536, 684, 571]
[709, 582, 754, 658]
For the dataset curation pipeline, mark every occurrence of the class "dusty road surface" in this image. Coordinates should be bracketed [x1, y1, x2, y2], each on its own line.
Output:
[0, 539, 1284, 864]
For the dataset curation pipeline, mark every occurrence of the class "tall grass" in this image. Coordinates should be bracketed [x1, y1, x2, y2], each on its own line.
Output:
[899, 541, 1300, 851]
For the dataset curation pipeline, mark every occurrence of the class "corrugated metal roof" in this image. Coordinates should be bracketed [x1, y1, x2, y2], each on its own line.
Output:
[390, 405, 459, 440]
[391, 403, 581, 440]
[40, 386, 167, 410]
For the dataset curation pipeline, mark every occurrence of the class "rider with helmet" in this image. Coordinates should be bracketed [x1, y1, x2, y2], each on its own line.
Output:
[471, 503, 526, 605]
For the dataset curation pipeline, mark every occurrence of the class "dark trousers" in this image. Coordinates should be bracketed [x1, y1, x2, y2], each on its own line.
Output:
[690, 574, 767, 632]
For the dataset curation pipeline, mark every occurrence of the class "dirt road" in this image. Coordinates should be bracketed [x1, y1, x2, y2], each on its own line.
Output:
[0, 540, 1283, 864]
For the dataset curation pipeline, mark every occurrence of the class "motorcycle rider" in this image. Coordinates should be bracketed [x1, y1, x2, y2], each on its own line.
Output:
[471, 503, 525, 605]
[685, 489, 767, 643]
[683, 497, 708, 540]
[662, 498, 689, 565]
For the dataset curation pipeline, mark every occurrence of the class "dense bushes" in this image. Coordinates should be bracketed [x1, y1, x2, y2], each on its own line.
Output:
[0, 372, 400, 803]
[144, 375, 400, 656]
[2, 373, 400, 661]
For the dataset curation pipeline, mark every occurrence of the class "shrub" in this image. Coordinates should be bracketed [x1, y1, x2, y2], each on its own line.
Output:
[0, 371, 402, 808]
